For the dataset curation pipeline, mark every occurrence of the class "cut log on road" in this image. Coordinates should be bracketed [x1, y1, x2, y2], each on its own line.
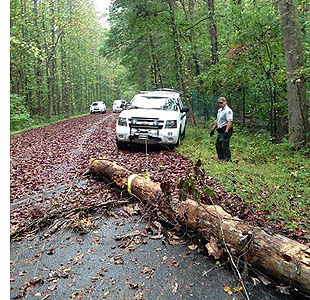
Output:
[179, 200, 310, 295]
[89, 158, 162, 201]
[89, 158, 310, 295]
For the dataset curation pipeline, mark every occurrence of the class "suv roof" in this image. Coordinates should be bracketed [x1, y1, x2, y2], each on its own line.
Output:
[140, 88, 183, 95]
[139, 90, 182, 100]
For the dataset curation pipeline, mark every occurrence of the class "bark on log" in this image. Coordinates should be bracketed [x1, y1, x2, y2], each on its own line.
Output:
[179, 200, 310, 295]
[89, 158, 310, 295]
[89, 158, 162, 201]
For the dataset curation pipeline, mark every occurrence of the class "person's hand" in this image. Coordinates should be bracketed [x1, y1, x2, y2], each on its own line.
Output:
[210, 129, 215, 137]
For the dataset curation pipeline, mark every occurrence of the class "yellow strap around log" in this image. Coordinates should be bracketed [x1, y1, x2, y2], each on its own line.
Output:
[127, 174, 139, 195]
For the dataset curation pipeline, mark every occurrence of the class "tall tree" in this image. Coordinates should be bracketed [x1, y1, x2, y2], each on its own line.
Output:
[279, 0, 309, 144]
[207, 0, 218, 64]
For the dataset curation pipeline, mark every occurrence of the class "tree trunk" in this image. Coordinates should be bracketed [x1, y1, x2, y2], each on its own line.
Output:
[89, 158, 162, 201]
[278, 0, 309, 144]
[42, 9, 51, 120]
[180, 0, 202, 77]
[89, 158, 310, 295]
[167, 0, 196, 125]
[167, 0, 183, 87]
[50, 0, 58, 116]
[60, 35, 69, 118]
[148, 34, 162, 88]
[33, 0, 43, 116]
[207, 0, 218, 64]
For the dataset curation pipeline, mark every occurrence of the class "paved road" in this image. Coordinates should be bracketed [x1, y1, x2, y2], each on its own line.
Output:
[10, 113, 302, 299]
[11, 207, 296, 300]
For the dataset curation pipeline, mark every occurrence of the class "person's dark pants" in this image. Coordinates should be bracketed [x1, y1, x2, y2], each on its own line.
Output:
[216, 131, 232, 161]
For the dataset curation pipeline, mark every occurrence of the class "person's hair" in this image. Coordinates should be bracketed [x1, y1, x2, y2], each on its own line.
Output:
[217, 97, 226, 103]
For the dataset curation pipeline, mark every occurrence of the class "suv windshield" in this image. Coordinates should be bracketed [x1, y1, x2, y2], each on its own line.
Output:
[130, 95, 178, 111]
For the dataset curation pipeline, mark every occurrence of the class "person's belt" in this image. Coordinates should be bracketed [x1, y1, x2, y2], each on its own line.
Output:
[217, 126, 233, 133]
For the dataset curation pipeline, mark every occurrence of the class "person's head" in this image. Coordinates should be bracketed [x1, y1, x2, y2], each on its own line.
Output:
[217, 97, 227, 107]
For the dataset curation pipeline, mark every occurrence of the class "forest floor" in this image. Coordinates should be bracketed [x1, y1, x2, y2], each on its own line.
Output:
[10, 112, 306, 299]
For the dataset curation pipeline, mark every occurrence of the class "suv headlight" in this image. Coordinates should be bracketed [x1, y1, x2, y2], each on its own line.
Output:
[118, 117, 127, 126]
[165, 120, 177, 128]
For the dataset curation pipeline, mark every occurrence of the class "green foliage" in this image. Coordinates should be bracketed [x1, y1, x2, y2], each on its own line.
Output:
[179, 125, 310, 231]
[10, 94, 32, 131]
[10, 112, 88, 135]
[10, 0, 123, 119]
[10, 0, 310, 140]
[101, 0, 309, 142]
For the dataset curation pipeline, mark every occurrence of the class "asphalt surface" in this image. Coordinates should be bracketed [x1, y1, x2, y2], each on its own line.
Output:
[10, 113, 306, 299]
[10, 206, 297, 300]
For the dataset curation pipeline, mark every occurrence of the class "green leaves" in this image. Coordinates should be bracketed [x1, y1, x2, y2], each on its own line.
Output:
[10, 94, 32, 130]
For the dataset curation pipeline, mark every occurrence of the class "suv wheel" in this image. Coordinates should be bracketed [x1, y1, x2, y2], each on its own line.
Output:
[168, 130, 181, 151]
[181, 123, 186, 140]
[116, 139, 127, 150]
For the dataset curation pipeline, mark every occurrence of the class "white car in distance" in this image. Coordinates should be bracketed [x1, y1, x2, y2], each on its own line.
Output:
[116, 89, 189, 149]
[90, 101, 106, 114]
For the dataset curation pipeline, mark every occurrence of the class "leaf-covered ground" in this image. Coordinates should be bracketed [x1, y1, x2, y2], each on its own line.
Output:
[10, 113, 308, 244]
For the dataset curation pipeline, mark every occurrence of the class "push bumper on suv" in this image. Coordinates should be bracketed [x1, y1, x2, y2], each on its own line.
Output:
[116, 117, 179, 145]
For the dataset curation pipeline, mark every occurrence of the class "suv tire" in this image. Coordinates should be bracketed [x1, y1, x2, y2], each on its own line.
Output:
[116, 139, 127, 150]
[181, 122, 186, 140]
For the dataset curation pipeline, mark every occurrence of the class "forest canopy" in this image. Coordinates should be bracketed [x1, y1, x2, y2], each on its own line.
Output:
[10, 0, 310, 144]
[101, 0, 309, 143]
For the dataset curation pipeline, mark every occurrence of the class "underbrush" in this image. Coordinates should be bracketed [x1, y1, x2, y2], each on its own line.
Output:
[178, 125, 310, 232]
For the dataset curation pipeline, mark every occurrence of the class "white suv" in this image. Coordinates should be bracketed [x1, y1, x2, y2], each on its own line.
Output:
[113, 100, 128, 113]
[90, 101, 106, 114]
[116, 89, 189, 149]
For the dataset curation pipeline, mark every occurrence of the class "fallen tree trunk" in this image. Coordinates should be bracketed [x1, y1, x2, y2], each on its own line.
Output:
[89, 158, 310, 295]
[89, 158, 162, 201]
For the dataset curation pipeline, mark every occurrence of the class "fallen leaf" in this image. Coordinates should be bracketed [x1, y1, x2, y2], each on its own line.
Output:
[233, 286, 243, 293]
[168, 239, 179, 246]
[92, 237, 100, 245]
[18, 270, 27, 276]
[141, 266, 152, 274]
[47, 248, 56, 255]
[224, 285, 233, 295]
[123, 205, 135, 215]
[172, 282, 178, 294]
[70, 292, 80, 298]
[91, 276, 100, 281]
[134, 292, 144, 300]
[72, 253, 84, 265]
[188, 244, 198, 250]
[111, 256, 124, 265]
[206, 237, 223, 259]
[128, 282, 139, 289]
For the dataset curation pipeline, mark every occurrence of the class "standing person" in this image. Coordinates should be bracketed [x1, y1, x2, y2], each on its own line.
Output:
[210, 97, 233, 161]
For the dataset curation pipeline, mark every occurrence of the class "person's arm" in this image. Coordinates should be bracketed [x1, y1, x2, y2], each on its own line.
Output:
[225, 120, 232, 132]
[210, 120, 217, 137]
[211, 120, 218, 131]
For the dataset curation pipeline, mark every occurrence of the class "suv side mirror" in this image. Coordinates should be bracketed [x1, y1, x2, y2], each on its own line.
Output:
[181, 107, 189, 113]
